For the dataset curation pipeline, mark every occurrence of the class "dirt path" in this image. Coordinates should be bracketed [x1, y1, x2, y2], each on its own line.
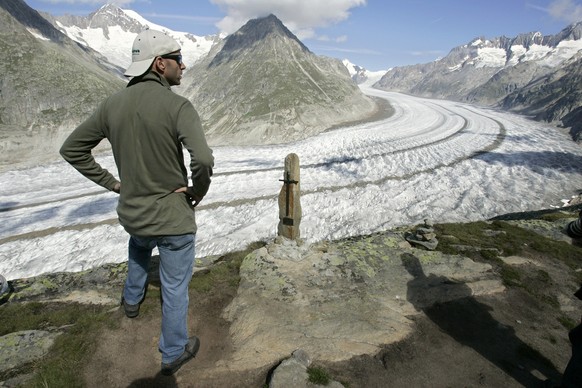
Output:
[85, 268, 269, 388]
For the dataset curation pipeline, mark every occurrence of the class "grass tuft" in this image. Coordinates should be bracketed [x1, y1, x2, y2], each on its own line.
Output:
[557, 315, 578, 330]
[190, 241, 266, 293]
[307, 365, 331, 385]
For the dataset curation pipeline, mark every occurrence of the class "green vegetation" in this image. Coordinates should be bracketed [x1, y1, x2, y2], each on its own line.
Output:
[190, 241, 266, 293]
[432, 214, 582, 323]
[307, 365, 332, 385]
[435, 218, 582, 283]
[557, 315, 578, 330]
[0, 302, 114, 338]
[0, 302, 115, 386]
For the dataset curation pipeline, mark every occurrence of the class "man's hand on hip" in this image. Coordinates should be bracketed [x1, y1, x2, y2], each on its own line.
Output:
[174, 187, 203, 207]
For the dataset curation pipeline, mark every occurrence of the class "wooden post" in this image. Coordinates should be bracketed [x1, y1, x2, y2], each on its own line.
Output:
[278, 153, 301, 240]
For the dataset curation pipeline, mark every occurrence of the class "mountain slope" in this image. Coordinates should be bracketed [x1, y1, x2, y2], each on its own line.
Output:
[179, 14, 378, 146]
[0, 0, 125, 169]
[373, 22, 582, 141]
[501, 53, 582, 142]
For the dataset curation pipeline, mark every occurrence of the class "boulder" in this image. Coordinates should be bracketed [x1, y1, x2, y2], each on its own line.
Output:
[222, 232, 503, 371]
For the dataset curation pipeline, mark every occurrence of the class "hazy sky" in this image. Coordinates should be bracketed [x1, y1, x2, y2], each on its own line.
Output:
[24, 0, 582, 70]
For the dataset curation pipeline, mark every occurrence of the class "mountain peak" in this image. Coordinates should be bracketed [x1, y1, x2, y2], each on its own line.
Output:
[181, 13, 376, 146]
[87, 3, 143, 33]
[229, 13, 308, 51]
[97, 3, 121, 12]
[91, 2, 125, 21]
[210, 14, 309, 67]
[548, 20, 582, 44]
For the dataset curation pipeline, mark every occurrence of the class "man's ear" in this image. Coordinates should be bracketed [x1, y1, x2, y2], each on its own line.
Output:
[152, 56, 165, 73]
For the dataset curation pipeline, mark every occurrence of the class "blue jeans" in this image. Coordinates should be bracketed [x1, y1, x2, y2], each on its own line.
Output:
[123, 234, 195, 364]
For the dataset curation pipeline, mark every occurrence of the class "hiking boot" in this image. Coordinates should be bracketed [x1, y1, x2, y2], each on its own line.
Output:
[121, 296, 140, 318]
[161, 336, 200, 376]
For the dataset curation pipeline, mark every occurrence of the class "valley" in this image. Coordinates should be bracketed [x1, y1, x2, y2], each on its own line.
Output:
[1, 88, 581, 280]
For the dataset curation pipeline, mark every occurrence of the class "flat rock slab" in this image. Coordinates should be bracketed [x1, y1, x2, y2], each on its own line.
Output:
[222, 233, 504, 371]
[0, 330, 60, 374]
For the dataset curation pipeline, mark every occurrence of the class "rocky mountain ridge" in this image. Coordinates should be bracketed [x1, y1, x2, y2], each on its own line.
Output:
[209, 13, 310, 67]
[177, 14, 377, 146]
[373, 22, 582, 142]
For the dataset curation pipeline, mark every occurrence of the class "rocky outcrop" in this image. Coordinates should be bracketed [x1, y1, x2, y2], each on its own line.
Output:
[222, 234, 504, 371]
[0, 225, 505, 385]
[267, 349, 344, 387]
[0, 275, 8, 296]
[501, 53, 582, 142]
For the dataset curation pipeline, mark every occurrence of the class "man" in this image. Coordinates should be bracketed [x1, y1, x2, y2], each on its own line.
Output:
[60, 29, 214, 376]
[561, 211, 582, 386]
[562, 283, 582, 387]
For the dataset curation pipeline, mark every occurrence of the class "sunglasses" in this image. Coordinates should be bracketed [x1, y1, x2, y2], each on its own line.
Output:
[160, 54, 183, 65]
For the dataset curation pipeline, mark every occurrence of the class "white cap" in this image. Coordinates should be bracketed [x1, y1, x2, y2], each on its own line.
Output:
[124, 29, 181, 77]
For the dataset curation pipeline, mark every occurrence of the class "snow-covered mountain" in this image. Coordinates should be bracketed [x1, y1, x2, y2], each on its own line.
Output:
[450, 27, 582, 70]
[375, 22, 582, 99]
[342, 59, 388, 87]
[374, 22, 582, 142]
[48, 4, 222, 72]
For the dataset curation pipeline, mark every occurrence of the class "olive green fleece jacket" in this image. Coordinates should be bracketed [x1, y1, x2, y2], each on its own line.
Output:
[60, 72, 214, 237]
